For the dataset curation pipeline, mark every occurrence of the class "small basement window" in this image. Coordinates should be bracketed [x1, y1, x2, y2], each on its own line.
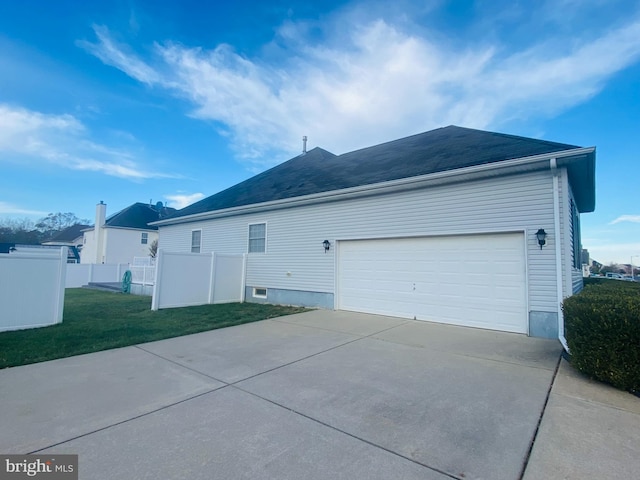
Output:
[253, 287, 267, 298]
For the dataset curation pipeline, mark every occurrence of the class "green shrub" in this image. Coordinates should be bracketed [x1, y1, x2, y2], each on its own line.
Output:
[563, 280, 640, 393]
[583, 277, 639, 290]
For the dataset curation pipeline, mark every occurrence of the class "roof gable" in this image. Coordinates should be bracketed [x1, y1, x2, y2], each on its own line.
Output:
[105, 203, 177, 230]
[166, 125, 588, 221]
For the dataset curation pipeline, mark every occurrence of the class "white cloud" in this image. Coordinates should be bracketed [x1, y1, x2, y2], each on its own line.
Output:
[81, 11, 640, 168]
[77, 25, 160, 85]
[610, 215, 640, 224]
[0, 201, 47, 216]
[164, 192, 205, 209]
[0, 104, 176, 180]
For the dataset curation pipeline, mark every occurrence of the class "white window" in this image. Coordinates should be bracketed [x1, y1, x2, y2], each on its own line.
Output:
[253, 287, 267, 298]
[570, 199, 581, 269]
[141, 232, 148, 245]
[191, 230, 201, 253]
[248, 223, 266, 253]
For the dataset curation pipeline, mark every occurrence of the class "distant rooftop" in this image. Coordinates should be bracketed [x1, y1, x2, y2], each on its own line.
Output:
[102, 202, 177, 230]
[44, 224, 91, 243]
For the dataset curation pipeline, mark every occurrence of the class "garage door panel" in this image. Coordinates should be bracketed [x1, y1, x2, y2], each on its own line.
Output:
[338, 233, 527, 333]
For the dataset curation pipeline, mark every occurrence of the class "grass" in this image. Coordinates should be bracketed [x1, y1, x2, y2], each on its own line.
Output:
[0, 289, 308, 369]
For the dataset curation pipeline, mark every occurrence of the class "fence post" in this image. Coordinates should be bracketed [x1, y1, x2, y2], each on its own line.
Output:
[151, 249, 163, 311]
[88, 263, 94, 284]
[240, 253, 247, 302]
[208, 252, 216, 304]
[54, 247, 67, 323]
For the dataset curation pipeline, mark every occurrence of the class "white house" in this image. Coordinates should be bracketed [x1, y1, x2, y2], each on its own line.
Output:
[152, 126, 596, 342]
[81, 201, 175, 265]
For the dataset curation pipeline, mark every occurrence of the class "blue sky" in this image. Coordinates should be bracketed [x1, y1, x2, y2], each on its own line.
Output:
[1, 0, 639, 265]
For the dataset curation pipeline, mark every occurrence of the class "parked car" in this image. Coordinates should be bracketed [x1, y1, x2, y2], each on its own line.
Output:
[605, 273, 625, 280]
[605, 273, 634, 281]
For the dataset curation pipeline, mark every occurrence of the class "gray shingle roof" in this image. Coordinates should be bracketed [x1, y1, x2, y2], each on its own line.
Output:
[105, 203, 176, 230]
[166, 125, 586, 220]
[45, 224, 91, 243]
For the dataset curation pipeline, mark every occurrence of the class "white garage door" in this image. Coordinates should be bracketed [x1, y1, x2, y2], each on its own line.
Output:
[337, 233, 527, 333]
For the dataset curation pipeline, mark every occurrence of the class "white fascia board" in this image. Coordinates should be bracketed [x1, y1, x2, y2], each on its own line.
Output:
[104, 225, 157, 232]
[153, 147, 595, 227]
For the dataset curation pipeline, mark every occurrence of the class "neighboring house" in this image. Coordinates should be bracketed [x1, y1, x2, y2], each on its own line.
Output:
[81, 201, 176, 265]
[153, 126, 596, 342]
[42, 224, 90, 262]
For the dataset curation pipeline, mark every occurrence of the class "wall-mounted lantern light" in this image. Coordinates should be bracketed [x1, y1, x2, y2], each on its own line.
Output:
[323, 239, 331, 253]
[535, 229, 547, 250]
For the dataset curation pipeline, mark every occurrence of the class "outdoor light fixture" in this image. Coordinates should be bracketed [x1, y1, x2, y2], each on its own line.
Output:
[535, 229, 547, 250]
[323, 240, 331, 252]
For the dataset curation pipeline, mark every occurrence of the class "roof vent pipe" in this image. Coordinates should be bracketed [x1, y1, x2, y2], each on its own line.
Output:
[302, 136, 307, 154]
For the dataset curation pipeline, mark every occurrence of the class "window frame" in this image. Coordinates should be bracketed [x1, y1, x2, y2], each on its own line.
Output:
[252, 287, 267, 298]
[248, 222, 267, 253]
[141, 232, 148, 245]
[191, 229, 202, 254]
[571, 199, 581, 270]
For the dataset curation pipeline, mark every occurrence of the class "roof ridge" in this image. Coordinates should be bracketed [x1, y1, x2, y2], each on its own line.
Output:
[439, 125, 579, 149]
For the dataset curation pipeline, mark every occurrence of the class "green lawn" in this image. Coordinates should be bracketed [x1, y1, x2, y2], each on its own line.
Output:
[0, 289, 308, 369]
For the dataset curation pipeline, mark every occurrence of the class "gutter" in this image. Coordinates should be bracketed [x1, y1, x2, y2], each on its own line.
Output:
[153, 146, 595, 227]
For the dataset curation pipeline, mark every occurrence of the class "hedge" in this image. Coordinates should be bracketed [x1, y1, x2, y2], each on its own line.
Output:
[563, 280, 640, 393]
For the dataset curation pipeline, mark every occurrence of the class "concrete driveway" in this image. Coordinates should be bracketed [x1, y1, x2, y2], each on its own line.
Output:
[1, 310, 637, 479]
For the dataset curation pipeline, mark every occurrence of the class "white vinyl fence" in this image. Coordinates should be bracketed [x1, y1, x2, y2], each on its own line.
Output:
[151, 251, 246, 310]
[0, 248, 67, 332]
[66, 263, 129, 288]
[130, 265, 156, 286]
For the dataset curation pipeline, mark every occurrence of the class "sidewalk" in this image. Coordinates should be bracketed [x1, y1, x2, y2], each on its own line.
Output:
[524, 358, 640, 479]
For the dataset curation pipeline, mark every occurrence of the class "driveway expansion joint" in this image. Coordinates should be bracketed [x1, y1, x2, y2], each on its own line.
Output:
[134, 344, 230, 385]
[232, 384, 463, 480]
[518, 352, 562, 480]
[26, 385, 228, 455]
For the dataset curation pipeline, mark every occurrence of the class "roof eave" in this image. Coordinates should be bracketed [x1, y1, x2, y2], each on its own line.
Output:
[556, 147, 596, 213]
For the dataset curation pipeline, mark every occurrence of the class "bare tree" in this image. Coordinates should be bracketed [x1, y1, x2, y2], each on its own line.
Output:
[35, 212, 90, 239]
[0, 218, 40, 244]
[149, 239, 158, 258]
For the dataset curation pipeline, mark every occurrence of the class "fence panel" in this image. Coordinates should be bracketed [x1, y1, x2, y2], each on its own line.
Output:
[152, 251, 213, 309]
[91, 264, 126, 283]
[66, 263, 129, 288]
[130, 266, 156, 285]
[0, 248, 66, 332]
[213, 254, 246, 303]
[152, 251, 246, 310]
[66, 264, 91, 287]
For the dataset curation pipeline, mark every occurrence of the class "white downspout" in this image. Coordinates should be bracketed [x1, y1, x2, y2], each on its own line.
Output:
[551, 158, 568, 351]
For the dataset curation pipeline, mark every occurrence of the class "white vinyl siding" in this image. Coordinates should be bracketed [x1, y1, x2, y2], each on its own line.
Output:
[159, 169, 562, 314]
